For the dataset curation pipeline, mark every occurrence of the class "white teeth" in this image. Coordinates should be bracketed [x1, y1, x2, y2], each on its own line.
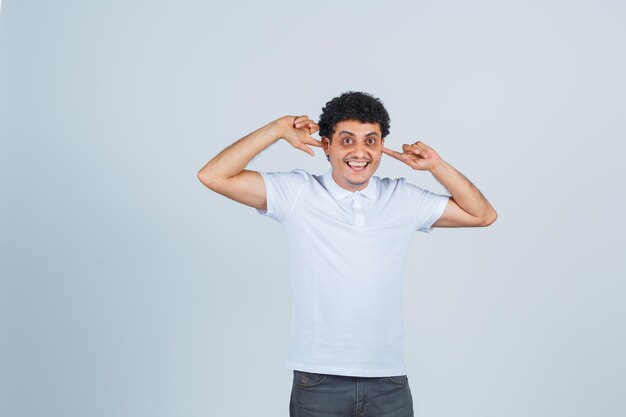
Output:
[348, 161, 367, 167]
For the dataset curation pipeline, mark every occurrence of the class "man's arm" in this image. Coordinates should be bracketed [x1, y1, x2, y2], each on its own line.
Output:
[382, 141, 497, 227]
[197, 115, 322, 210]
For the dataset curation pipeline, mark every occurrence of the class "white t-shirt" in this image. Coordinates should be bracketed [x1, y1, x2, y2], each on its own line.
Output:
[256, 169, 449, 377]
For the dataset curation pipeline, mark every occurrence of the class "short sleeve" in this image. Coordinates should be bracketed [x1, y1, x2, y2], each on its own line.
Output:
[255, 169, 308, 223]
[405, 181, 450, 233]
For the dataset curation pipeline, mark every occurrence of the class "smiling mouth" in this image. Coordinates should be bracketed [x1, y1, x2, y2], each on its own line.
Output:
[345, 161, 370, 171]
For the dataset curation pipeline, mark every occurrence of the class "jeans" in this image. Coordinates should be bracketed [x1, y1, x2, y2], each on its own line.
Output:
[290, 370, 414, 417]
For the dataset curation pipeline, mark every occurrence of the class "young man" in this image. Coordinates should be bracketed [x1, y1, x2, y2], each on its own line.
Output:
[198, 91, 497, 417]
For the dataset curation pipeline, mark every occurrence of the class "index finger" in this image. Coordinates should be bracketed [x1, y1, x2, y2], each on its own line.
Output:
[307, 137, 324, 147]
[381, 145, 406, 161]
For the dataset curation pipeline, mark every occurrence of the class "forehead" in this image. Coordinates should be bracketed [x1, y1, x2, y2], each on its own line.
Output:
[333, 119, 382, 137]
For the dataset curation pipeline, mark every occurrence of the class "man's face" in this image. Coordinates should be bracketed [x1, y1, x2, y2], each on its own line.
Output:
[322, 119, 385, 192]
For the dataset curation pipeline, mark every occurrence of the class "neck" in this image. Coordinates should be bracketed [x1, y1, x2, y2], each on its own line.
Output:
[331, 171, 369, 192]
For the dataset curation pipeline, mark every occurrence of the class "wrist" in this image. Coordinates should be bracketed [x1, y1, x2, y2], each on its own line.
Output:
[267, 117, 289, 140]
[429, 159, 448, 175]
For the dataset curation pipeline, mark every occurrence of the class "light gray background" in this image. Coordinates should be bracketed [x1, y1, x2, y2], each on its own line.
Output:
[1, 1, 625, 416]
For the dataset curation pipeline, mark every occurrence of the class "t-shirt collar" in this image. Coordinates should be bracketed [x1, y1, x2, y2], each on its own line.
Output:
[323, 169, 378, 200]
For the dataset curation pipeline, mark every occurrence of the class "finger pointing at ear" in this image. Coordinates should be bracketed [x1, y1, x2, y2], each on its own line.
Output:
[382, 145, 407, 161]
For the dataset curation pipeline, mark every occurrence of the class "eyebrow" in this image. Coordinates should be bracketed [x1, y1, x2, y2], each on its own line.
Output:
[338, 130, 379, 137]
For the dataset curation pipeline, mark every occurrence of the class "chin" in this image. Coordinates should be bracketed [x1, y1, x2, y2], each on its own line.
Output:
[348, 173, 372, 185]
[347, 168, 375, 179]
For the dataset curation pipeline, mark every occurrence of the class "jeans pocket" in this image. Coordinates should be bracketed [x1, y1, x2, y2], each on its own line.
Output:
[384, 374, 409, 384]
[293, 370, 328, 388]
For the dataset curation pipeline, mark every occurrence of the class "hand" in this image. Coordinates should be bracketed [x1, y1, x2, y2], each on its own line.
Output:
[382, 140, 443, 171]
[278, 115, 323, 157]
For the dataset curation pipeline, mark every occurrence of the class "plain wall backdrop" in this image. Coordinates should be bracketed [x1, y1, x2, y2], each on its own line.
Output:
[1, 1, 625, 416]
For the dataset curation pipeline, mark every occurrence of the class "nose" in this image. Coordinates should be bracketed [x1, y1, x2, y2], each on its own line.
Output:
[352, 141, 368, 157]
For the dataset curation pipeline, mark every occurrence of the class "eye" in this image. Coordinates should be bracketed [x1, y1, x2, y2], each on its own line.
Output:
[342, 137, 352, 144]
[367, 138, 376, 145]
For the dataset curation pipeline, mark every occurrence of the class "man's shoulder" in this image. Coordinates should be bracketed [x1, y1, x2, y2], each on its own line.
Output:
[258, 169, 321, 194]
[261, 168, 312, 180]
[374, 175, 435, 198]
[375, 174, 409, 189]
[285, 169, 328, 186]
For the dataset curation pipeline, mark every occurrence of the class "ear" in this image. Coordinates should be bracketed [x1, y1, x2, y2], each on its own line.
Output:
[322, 137, 330, 152]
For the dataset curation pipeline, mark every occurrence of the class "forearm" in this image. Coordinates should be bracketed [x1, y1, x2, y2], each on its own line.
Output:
[197, 118, 285, 183]
[430, 160, 496, 220]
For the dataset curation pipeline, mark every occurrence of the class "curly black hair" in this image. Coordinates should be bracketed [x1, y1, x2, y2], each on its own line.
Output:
[318, 91, 390, 142]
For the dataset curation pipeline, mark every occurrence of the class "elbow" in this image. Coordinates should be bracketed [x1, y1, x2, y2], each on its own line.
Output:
[197, 170, 217, 189]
